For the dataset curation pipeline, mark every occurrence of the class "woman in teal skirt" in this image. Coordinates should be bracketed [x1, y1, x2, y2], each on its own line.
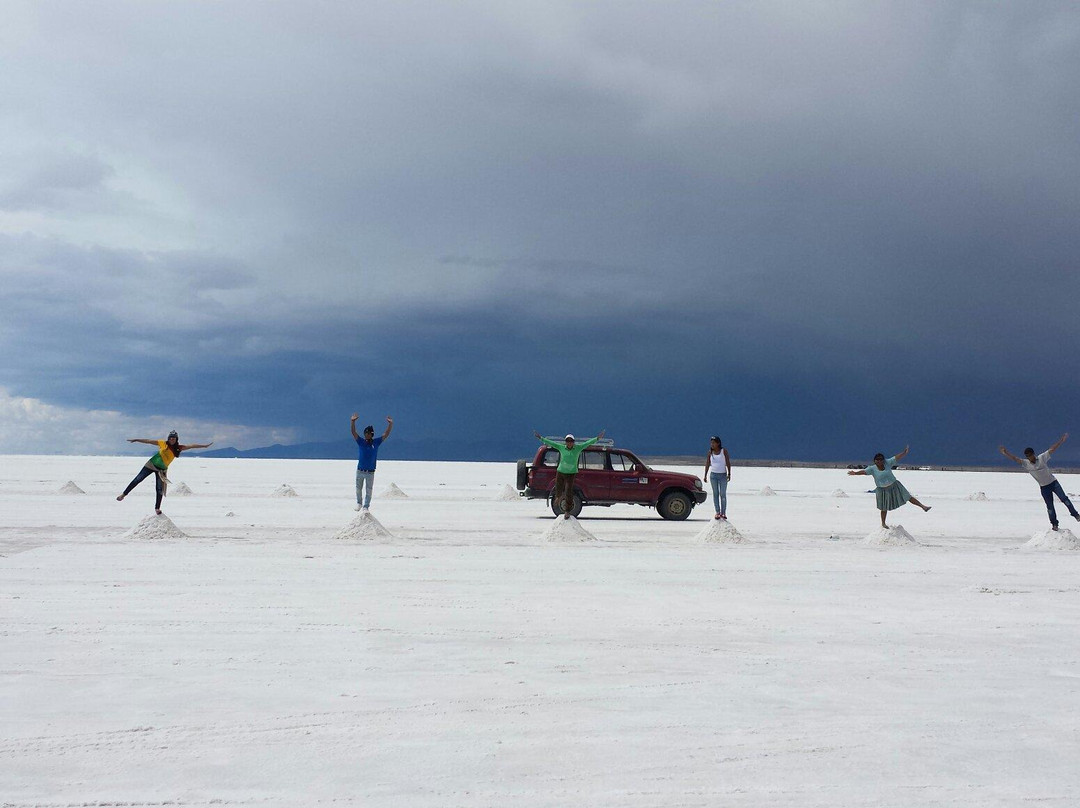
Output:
[847, 445, 931, 527]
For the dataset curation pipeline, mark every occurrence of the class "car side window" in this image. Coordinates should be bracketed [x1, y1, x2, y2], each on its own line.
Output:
[540, 449, 560, 467]
[580, 450, 605, 470]
[609, 453, 627, 471]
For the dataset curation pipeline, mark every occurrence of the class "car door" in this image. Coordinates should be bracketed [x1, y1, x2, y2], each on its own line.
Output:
[608, 451, 650, 502]
[576, 448, 611, 502]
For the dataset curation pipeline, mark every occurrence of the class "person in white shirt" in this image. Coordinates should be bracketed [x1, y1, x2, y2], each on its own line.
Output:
[702, 436, 732, 520]
[1000, 433, 1079, 530]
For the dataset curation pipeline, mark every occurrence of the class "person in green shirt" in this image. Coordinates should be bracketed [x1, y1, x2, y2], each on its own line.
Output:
[533, 429, 605, 517]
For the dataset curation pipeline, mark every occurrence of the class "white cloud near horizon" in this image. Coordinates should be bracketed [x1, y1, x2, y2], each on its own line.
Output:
[0, 387, 298, 455]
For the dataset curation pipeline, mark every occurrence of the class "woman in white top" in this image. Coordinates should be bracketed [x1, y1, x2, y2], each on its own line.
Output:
[703, 436, 732, 519]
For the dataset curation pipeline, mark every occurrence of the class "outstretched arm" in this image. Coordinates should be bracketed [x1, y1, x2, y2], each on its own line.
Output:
[580, 429, 606, 449]
[893, 445, 911, 462]
[127, 438, 159, 446]
[1047, 432, 1069, 455]
[382, 417, 394, 440]
[350, 414, 359, 441]
[999, 445, 1023, 465]
[535, 431, 560, 449]
[847, 469, 866, 476]
[180, 442, 213, 451]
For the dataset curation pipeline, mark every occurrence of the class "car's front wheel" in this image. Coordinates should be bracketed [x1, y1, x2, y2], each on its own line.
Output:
[658, 491, 692, 520]
[550, 490, 583, 518]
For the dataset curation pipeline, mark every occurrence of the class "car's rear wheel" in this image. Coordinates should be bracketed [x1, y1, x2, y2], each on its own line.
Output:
[658, 491, 692, 520]
[550, 490, 583, 518]
[516, 461, 529, 491]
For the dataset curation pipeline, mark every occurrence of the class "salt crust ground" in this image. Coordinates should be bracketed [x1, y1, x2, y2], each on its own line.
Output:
[2, 456, 1080, 806]
[1023, 527, 1080, 551]
[862, 524, 920, 546]
[696, 518, 746, 543]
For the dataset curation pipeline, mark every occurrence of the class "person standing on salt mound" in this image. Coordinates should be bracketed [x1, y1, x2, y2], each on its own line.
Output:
[847, 446, 931, 528]
[351, 414, 393, 511]
[1000, 433, 1079, 531]
[116, 431, 213, 515]
[702, 436, 732, 520]
[533, 429, 605, 516]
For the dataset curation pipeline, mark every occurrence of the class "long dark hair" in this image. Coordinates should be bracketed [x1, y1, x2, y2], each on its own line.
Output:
[167, 432, 182, 456]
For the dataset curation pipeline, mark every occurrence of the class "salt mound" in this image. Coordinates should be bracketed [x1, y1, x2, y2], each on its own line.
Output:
[172, 482, 193, 496]
[542, 515, 597, 543]
[496, 484, 520, 502]
[697, 519, 746, 544]
[831, 489, 849, 498]
[862, 525, 920, 547]
[334, 511, 394, 541]
[122, 513, 187, 540]
[966, 491, 989, 501]
[381, 483, 408, 499]
[58, 481, 85, 494]
[271, 484, 298, 498]
[759, 486, 777, 496]
[225, 511, 236, 517]
[1022, 528, 1080, 551]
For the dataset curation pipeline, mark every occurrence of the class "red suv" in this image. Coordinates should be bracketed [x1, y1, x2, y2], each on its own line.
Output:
[516, 439, 708, 520]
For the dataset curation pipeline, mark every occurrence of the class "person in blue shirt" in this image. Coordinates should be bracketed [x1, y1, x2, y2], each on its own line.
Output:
[847, 445, 931, 528]
[350, 414, 394, 511]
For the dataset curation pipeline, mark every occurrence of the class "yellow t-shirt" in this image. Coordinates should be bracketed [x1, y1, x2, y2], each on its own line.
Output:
[150, 440, 178, 470]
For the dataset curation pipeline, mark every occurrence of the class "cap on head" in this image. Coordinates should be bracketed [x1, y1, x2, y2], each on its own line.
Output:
[364, 425, 375, 434]
[1024, 447, 1036, 456]
[565, 434, 575, 442]
[168, 430, 179, 440]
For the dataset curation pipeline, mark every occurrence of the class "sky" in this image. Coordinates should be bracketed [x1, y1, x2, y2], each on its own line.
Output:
[2, 1, 1079, 463]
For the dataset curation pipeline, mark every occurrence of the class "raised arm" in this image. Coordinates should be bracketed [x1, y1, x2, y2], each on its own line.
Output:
[893, 445, 911, 462]
[382, 416, 394, 440]
[1047, 432, 1069, 455]
[535, 431, 560, 449]
[847, 468, 866, 476]
[999, 445, 1023, 465]
[180, 442, 213, 451]
[350, 413, 359, 441]
[579, 429, 606, 449]
[127, 438, 160, 446]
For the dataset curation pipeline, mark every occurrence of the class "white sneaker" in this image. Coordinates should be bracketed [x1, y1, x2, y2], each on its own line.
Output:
[354, 504, 361, 511]
[362, 506, 369, 512]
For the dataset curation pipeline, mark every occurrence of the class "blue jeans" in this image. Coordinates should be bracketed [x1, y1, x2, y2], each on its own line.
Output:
[1040, 480, 1078, 527]
[356, 470, 375, 508]
[710, 472, 728, 515]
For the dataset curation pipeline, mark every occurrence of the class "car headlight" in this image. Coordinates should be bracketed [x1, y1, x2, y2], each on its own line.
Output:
[694, 479, 703, 490]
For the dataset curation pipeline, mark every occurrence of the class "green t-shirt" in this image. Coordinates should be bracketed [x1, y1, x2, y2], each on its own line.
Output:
[539, 436, 599, 474]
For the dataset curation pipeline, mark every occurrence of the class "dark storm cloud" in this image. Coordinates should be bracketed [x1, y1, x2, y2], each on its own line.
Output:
[2, 1, 1079, 459]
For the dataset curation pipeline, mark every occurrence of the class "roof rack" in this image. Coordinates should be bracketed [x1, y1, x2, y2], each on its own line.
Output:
[543, 436, 615, 447]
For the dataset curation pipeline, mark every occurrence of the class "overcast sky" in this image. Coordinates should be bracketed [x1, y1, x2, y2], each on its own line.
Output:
[2, 1, 1079, 461]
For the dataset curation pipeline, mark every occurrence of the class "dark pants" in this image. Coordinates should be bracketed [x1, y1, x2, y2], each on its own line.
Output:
[554, 471, 576, 515]
[1040, 480, 1078, 527]
[124, 465, 165, 509]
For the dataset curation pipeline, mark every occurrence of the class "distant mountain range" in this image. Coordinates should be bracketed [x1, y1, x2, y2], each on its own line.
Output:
[201, 438, 526, 462]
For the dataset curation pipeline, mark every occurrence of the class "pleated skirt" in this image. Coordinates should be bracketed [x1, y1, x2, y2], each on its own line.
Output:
[875, 481, 911, 511]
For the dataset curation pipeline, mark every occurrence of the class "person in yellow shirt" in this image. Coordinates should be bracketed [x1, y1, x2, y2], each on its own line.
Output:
[116, 431, 213, 514]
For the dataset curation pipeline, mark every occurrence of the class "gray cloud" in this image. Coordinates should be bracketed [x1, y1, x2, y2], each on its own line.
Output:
[2, 1, 1079, 457]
